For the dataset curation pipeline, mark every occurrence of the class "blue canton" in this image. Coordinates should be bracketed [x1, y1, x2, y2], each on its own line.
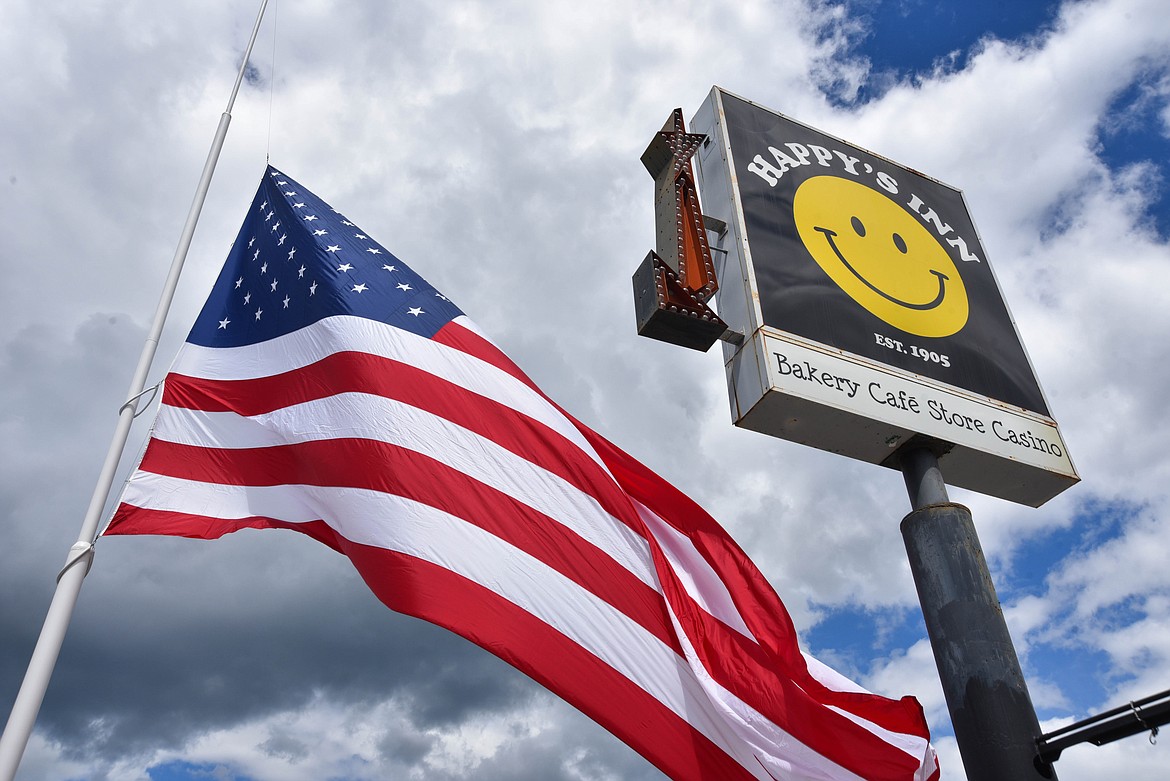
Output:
[188, 166, 463, 348]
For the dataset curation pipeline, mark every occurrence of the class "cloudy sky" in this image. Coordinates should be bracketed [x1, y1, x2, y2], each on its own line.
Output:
[2, 0, 1169, 779]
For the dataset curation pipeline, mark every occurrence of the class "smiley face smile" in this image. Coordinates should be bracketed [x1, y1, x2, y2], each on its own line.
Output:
[814, 226, 949, 311]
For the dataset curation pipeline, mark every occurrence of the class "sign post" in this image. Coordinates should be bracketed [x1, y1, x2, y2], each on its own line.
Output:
[636, 87, 1083, 779]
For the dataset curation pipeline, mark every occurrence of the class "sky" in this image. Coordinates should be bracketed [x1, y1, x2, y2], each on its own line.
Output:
[1, 0, 1169, 779]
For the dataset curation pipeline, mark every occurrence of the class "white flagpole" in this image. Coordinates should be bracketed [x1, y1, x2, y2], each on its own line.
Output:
[0, 2, 270, 777]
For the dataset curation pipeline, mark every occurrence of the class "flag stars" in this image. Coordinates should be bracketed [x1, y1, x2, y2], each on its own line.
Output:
[382, 265, 397, 272]
[293, 202, 305, 209]
[407, 307, 424, 317]
[255, 308, 263, 320]
[435, 292, 449, 301]
[265, 211, 274, 222]
[244, 292, 252, 305]
[352, 283, 368, 293]
[218, 318, 230, 329]
[288, 247, 297, 260]
[257, 203, 266, 213]
[284, 190, 296, 196]
[396, 283, 412, 292]
[260, 262, 268, 274]
[341, 220, 354, 226]
[309, 281, 318, 296]
[271, 221, 281, 232]
[337, 263, 354, 272]
[253, 249, 260, 261]
[326, 245, 341, 253]
[248, 236, 256, 247]
[278, 233, 287, 246]
[366, 247, 381, 255]
[235, 277, 243, 289]
[304, 215, 318, 221]
[355, 233, 367, 240]
[298, 265, 306, 278]
[313, 229, 328, 236]
[283, 295, 291, 309]
[270, 278, 279, 292]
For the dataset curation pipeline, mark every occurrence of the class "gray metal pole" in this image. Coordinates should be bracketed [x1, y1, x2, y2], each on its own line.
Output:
[0, 3, 269, 778]
[899, 446, 1055, 780]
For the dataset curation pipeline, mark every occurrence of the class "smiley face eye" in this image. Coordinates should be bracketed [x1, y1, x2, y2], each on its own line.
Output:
[851, 216, 866, 237]
[892, 233, 907, 253]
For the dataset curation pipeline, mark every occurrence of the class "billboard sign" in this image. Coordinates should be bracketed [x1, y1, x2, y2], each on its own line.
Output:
[690, 87, 1078, 506]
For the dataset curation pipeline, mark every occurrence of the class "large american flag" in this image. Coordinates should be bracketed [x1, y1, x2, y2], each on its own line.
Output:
[105, 166, 938, 781]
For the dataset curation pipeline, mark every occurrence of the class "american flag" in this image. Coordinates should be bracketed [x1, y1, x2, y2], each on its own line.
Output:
[106, 166, 938, 781]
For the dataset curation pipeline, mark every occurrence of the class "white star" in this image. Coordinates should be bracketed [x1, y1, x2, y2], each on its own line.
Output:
[337, 263, 354, 272]
[293, 202, 305, 208]
[309, 281, 318, 295]
[277, 180, 287, 185]
[260, 262, 268, 274]
[396, 283, 412, 292]
[284, 190, 296, 196]
[265, 211, 274, 221]
[283, 295, 291, 308]
[253, 249, 260, 261]
[407, 307, 424, 317]
[326, 245, 341, 253]
[278, 233, 287, 246]
[366, 247, 381, 254]
[298, 265, 306, 278]
[255, 308, 263, 320]
[218, 318, 230, 329]
[248, 236, 256, 246]
[304, 215, 318, 221]
[271, 221, 281, 232]
[288, 247, 297, 260]
[257, 203, 266, 213]
[269, 171, 280, 177]
[355, 233, 367, 239]
[435, 292, 448, 301]
[382, 265, 397, 272]
[341, 220, 354, 226]
[244, 292, 252, 305]
[352, 283, 368, 293]
[313, 229, 328, 236]
[270, 278, 278, 292]
[235, 277, 243, 289]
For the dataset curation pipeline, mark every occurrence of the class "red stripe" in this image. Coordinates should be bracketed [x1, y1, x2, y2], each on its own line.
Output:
[432, 320, 540, 392]
[133, 436, 681, 656]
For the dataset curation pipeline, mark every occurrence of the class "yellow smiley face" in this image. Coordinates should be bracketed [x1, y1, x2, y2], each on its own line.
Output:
[793, 176, 968, 338]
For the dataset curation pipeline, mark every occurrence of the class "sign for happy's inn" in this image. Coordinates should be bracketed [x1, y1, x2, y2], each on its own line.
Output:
[690, 87, 1077, 506]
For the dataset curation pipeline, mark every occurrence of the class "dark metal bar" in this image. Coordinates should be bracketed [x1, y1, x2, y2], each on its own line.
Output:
[899, 446, 1056, 780]
[1037, 689, 1169, 763]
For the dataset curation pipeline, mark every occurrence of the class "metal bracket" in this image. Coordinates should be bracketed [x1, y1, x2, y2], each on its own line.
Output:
[119, 381, 162, 418]
[56, 541, 95, 584]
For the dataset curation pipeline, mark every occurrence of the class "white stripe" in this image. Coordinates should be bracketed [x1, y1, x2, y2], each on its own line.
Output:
[635, 501, 754, 639]
[118, 474, 785, 777]
[825, 706, 936, 779]
[172, 315, 600, 467]
[150, 395, 656, 589]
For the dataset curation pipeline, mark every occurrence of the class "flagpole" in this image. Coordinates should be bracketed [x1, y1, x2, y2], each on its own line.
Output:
[0, 2, 270, 777]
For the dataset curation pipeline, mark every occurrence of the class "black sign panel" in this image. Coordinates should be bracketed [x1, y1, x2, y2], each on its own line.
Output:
[721, 93, 1048, 415]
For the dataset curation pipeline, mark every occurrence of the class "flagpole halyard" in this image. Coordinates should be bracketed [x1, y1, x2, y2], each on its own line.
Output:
[0, 2, 270, 778]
